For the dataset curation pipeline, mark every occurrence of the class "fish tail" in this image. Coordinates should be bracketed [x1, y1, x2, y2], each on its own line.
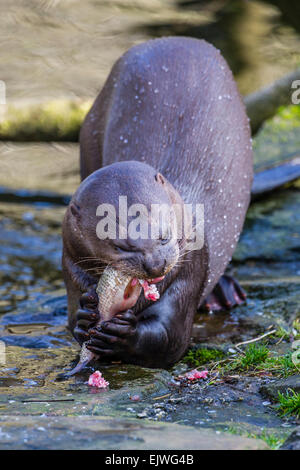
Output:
[58, 359, 91, 379]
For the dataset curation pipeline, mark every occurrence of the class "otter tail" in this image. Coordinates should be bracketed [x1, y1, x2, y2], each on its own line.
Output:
[251, 155, 300, 200]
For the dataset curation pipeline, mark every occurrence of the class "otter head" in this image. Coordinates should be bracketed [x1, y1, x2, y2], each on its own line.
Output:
[64, 161, 184, 283]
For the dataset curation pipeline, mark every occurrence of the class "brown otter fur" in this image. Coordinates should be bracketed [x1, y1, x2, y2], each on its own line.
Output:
[62, 37, 253, 368]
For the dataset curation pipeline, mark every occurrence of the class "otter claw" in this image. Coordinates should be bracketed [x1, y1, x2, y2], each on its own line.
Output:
[201, 275, 246, 312]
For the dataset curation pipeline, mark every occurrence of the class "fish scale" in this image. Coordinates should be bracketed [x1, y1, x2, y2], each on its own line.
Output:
[96, 267, 132, 321]
[64, 267, 133, 376]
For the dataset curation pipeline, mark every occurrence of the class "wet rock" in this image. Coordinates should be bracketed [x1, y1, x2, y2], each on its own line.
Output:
[0, 415, 269, 450]
[0, 143, 79, 194]
[260, 376, 300, 401]
[136, 375, 288, 437]
[280, 427, 300, 450]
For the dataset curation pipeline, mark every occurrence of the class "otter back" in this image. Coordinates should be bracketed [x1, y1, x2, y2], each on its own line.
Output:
[80, 37, 253, 304]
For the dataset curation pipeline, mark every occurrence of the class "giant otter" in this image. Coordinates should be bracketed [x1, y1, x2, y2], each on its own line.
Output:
[62, 37, 253, 368]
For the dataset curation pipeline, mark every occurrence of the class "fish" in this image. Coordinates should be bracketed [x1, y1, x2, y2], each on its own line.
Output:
[62, 267, 143, 377]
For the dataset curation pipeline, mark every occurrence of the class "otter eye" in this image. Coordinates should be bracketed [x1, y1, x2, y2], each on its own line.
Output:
[113, 244, 132, 253]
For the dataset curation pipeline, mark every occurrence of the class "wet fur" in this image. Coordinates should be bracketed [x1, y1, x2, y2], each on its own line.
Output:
[63, 37, 253, 367]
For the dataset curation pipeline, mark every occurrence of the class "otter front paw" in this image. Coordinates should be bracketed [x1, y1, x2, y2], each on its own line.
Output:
[73, 287, 99, 345]
[86, 310, 138, 358]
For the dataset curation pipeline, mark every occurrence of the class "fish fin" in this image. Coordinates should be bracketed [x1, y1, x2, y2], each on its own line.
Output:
[57, 359, 91, 380]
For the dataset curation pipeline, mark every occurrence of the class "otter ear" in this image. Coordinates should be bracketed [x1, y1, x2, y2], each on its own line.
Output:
[156, 172, 183, 207]
[70, 202, 81, 219]
[155, 173, 165, 185]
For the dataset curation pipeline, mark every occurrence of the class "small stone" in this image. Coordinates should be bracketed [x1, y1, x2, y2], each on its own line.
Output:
[130, 395, 140, 402]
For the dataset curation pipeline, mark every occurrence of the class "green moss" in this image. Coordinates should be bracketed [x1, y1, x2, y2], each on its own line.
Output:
[226, 426, 285, 450]
[293, 318, 300, 338]
[276, 389, 300, 419]
[272, 323, 300, 342]
[263, 352, 299, 377]
[225, 344, 269, 372]
[272, 326, 292, 341]
[254, 104, 300, 136]
[0, 100, 91, 141]
[183, 347, 225, 367]
[276, 105, 300, 128]
[258, 431, 286, 450]
[240, 344, 269, 368]
[252, 103, 300, 177]
[223, 348, 299, 377]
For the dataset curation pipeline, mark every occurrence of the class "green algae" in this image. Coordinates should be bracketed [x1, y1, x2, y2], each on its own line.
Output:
[0, 100, 91, 142]
[276, 389, 300, 419]
[239, 344, 269, 368]
[183, 347, 225, 368]
[253, 104, 300, 175]
[225, 425, 286, 450]
[222, 348, 299, 377]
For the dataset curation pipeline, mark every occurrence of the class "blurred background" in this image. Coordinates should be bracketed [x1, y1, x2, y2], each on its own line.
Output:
[2, 0, 300, 103]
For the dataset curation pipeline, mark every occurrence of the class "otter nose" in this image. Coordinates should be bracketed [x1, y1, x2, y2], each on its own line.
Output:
[142, 258, 166, 278]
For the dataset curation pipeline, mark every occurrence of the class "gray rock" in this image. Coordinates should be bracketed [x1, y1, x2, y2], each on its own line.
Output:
[0, 415, 269, 450]
[260, 375, 300, 401]
[280, 427, 300, 450]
